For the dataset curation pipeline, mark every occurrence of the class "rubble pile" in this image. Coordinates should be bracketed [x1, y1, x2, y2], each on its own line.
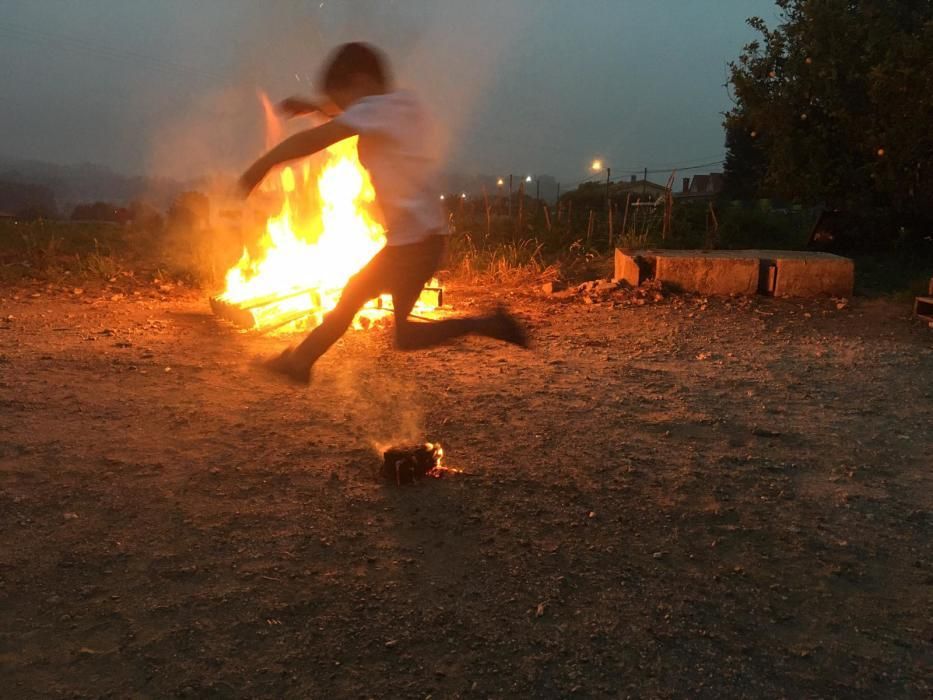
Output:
[540, 278, 667, 307]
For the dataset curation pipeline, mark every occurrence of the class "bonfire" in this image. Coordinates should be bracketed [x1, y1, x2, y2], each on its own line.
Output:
[211, 98, 441, 333]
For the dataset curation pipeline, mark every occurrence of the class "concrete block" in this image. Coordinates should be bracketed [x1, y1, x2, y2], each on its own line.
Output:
[765, 251, 854, 297]
[615, 248, 855, 298]
[915, 296, 933, 321]
[654, 251, 760, 296]
[614, 249, 648, 287]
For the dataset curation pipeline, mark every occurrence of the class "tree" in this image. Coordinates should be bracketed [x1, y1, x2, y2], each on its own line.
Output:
[0, 180, 57, 219]
[724, 0, 933, 236]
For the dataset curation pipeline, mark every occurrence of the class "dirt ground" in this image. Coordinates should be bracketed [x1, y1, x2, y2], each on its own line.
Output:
[0, 276, 931, 699]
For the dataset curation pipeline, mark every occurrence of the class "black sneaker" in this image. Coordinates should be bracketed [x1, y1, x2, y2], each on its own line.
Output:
[261, 347, 312, 386]
[487, 306, 530, 348]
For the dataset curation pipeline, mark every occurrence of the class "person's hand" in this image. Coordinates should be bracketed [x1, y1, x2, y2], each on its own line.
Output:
[277, 96, 320, 119]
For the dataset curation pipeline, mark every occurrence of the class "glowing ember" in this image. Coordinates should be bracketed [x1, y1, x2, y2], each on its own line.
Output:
[218, 98, 439, 332]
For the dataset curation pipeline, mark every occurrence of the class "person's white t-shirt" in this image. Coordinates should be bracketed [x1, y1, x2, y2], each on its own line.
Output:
[335, 89, 445, 247]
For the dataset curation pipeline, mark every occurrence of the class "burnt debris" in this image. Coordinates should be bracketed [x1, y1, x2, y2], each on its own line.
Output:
[381, 443, 444, 485]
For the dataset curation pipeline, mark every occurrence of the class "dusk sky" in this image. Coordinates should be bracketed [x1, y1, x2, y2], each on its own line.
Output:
[0, 0, 781, 183]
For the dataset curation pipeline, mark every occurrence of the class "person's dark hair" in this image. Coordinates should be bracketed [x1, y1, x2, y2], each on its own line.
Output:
[321, 42, 391, 94]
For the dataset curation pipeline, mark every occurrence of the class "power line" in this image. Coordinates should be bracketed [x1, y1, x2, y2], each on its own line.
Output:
[648, 159, 725, 175]
[571, 159, 725, 187]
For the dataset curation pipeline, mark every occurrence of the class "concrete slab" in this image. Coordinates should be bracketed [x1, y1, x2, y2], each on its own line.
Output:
[761, 250, 854, 298]
[614, 249, 855, 298]
[655, 251, 760, 296]
[915, 296, 933, 321]
[615, 249, 759, 296]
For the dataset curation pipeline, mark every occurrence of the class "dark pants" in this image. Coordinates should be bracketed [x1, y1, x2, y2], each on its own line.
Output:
[292, 235, 484, 369]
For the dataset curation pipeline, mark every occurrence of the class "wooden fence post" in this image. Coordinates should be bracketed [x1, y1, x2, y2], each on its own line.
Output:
[620, 193, 631, 243]
[482, 185, 491, 242]
[518, 182, 525, 233]
[608, 204, 614, 250]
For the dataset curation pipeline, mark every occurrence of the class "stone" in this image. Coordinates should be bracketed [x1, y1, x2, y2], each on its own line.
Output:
[594, 279, 619, 294]
[541, 281, 565, 295]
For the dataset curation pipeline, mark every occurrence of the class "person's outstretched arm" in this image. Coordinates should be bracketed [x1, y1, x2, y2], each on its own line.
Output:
[239, 120, 356, 196]
[278, 96, 340, 120]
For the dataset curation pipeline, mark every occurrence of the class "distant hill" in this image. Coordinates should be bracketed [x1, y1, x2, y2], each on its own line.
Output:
[0, 156, 561, 217]
[0, 156, 192, 213]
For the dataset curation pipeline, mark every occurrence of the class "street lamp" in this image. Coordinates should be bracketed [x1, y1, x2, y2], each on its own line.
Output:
[591, 158, 612, 243]
[591, 159, 611, 193]
[496, 177, 505, 187]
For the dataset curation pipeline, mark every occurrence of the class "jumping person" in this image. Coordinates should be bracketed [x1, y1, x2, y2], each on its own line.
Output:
[239, 42, 528, 385]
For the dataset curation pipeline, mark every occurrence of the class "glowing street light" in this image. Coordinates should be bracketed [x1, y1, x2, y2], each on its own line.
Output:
[525, 175, 533, 183]
[439, 194, 445, 200]
[590, 158, 613, 241]
[460, 192, 467, 199]
[496, 177, 505, 187]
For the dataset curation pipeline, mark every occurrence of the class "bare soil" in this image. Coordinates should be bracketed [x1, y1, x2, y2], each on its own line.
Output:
[1, 278, 931, 698]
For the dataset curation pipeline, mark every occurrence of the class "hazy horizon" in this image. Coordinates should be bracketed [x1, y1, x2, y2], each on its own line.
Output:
[1, 1, 780, 185]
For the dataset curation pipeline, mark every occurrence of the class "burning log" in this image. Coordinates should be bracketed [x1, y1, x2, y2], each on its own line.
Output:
[381, 443, 445, 485]
[210, 286, 444, 331]
[228, 286, 323, 313]
[209, 296, 259, 329]
[210, 288, 323, 329]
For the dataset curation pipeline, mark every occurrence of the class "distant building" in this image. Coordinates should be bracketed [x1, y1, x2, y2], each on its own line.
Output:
[676, 173, 724, 201]
[564, 177, 669, 209]
[611, 178, 669, 200]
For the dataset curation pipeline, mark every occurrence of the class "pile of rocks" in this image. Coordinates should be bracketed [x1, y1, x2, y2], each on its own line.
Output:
[540, 278, 667, 306]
